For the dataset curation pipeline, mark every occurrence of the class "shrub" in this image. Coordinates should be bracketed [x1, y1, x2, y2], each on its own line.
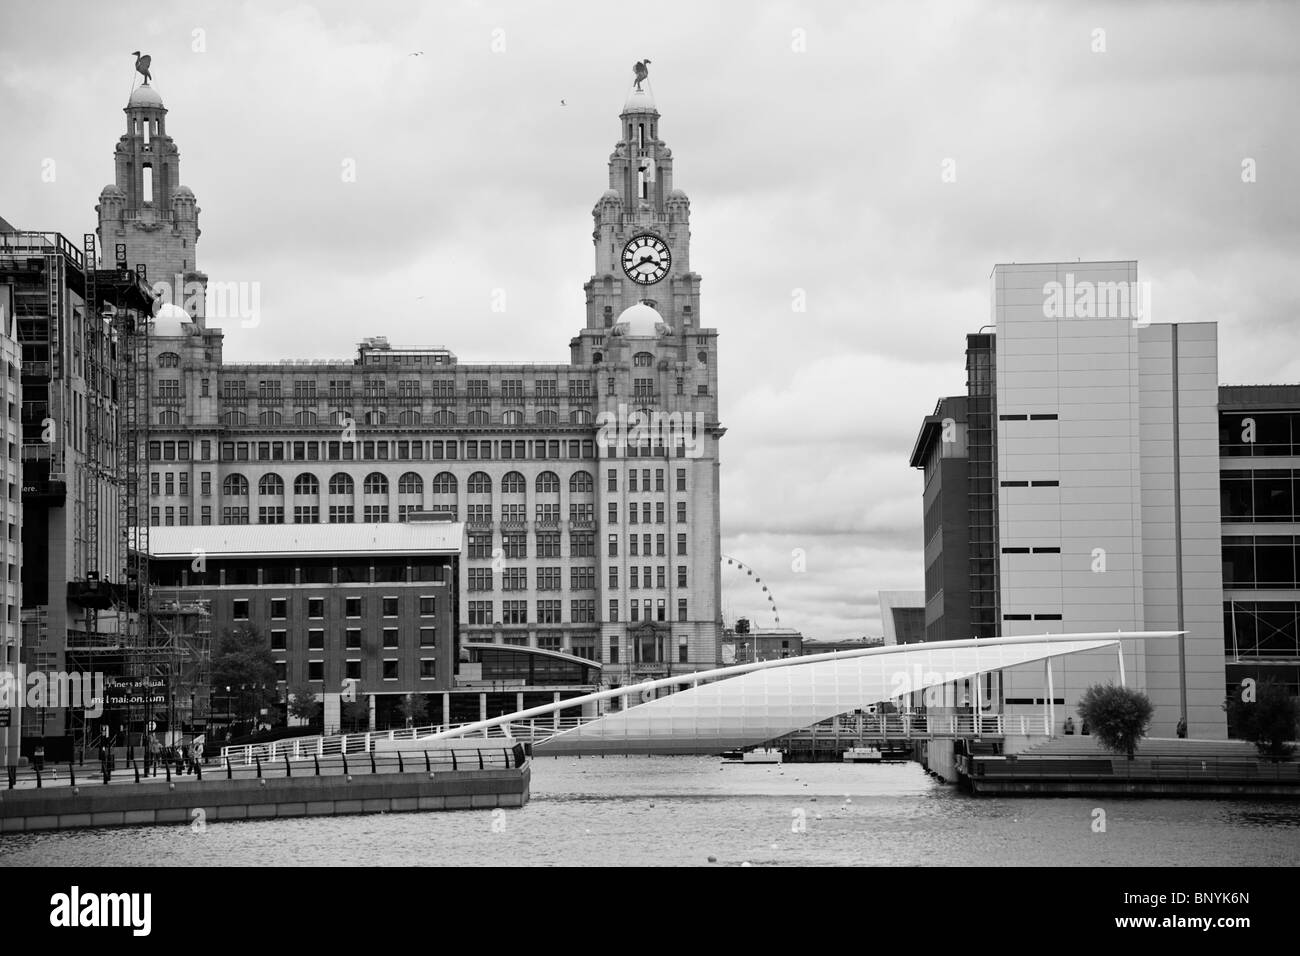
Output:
[1077, 684, 1154, 758]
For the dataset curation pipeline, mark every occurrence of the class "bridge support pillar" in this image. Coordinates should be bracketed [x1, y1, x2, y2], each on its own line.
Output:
[1044, 660, 1056, 736]
[553, 692, 561, 729]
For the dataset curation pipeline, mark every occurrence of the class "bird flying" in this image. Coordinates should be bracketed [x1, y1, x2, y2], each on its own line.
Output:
[132, 51, 152, 84]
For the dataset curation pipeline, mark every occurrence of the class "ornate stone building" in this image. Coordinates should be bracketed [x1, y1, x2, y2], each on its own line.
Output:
[105, 73, 725, 694]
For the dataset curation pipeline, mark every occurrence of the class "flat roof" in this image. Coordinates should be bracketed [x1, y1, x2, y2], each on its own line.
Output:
[138, 522, 464, 560]
[1219, 384, 1300, 410]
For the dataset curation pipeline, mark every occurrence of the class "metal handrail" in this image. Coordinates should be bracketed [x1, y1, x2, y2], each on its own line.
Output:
[3, 748, 523, 792]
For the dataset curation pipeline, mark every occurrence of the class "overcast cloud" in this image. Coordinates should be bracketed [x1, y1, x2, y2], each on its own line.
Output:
[2, 0, 1297, 640]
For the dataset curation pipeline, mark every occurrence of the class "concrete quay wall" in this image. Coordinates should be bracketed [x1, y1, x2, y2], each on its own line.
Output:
[0, 764, 530, 834]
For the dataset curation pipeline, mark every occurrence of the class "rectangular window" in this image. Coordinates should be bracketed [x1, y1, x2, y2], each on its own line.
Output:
[383, 659, 399, 680]
[607, 502, 618, 525]
[677, 598, 688, 622]
[502, 600, 527, 624]
[308, 661, 324, 682]
[607, 469, 617, 492]
[383, 596, 399, 617]
[468, 568, 494, 591]
[271, 598, 287, 619]
[345, 628, 361, 650]
[382, 628, 399, 648]
[201, 506, 212, 525]
[345, 660, 361, 680]
[678, 565, 687, 588]
[468, 601, 492, 625]
[676, 501, 686, 523]
[570, 599, 596, 623]
[419, 627, 437, 647]
[270, 629, 287, 651]
[308, 598, 324, 618]
[308, 629, 325, 650]
[608, 600, 619, 623]
[571, 532, 595, 557]
[677, 533, 687, 556]
[420, 659, 437, 680]
[232, 599, 249, 620]
[503, 568, 528, 591]
[419, 596, 437, 616]
[537, 532, 561, 558]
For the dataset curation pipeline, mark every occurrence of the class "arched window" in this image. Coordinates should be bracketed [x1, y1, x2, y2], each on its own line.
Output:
[399, 409, 421, 426]
[294, 473, 319, 496]
[634, 352, 654, 367]
[592, 352, 603, 364]
[536, 409, 558, 425]
[569, 409, 593, 425]
[536, 471, 560, 494]
[223, 410, 247, 426]
[329, 410, 353, 426]
[157, 352, 180, 368]
[502, 409, 524, 426]
[432, 472, 457, 495]
[467, 472, 491, 495]
[259, 474, 284, 496]
[432, 409, 455, 426]
[467, 409, 490, 427]
[363, 473, 388, 495]
[158, 410, 180, 426]
[501, 471, 526, 495]
[222, 474, 248, 496]
[295, 410, 318, 426]
[259, 410, 283, 426]
[398, 472, 422, 495]
[365, 409, 387, 426]
[328, 473, 354, 496]
[569, 471, 594, 494]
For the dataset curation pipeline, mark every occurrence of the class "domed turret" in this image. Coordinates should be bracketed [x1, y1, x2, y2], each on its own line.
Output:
[151, 302, 192, 337]
[614, 301, 669, 338]
[128, 85, 164, 110]
[623, 85, 657, 114]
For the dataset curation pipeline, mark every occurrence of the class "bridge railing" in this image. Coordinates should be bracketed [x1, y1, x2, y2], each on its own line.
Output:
[3, 747, 525, 792]
[791, 713, 1050, 739]
[218, 716, 599, 766]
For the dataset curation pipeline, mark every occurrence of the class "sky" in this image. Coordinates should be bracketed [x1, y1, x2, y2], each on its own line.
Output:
[2, 0, 1298, 641]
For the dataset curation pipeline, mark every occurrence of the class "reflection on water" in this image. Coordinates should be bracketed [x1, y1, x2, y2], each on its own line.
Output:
[2, 756, 1298, 867]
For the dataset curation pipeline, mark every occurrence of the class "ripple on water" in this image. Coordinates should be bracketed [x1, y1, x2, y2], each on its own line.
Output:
[2, 756, 1297, 866]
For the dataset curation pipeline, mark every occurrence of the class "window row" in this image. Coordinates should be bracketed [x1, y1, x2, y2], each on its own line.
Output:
[467, 568, 599, 592]
[215, 438, 598, 463]
[233, 595, 438, 620]
[218, 408, 597, 427]
[218, 470, 595, 498]
[220, 378, 594, 401]
[280, 658, 433, 683]
[606, 467, 688, 493]
[1221, 471, 1300, 522]
[268, 625, 438, 651]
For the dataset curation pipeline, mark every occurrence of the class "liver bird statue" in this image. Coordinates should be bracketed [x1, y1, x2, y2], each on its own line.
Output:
[632, 59, 651, 91]
[132, 51, 152, 84]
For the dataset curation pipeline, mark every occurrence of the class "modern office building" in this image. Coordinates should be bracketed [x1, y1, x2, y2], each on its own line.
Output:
[1218, 385, 1300, 723]
[101, 74, 725, 692]
[877, 591, 926, 645]
[913, 261, 1228, 738]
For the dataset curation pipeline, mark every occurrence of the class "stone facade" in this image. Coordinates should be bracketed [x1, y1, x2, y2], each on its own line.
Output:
[112, 77, 724, 689]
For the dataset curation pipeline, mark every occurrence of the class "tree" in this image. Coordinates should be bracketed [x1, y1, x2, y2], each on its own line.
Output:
[287, 683, 321, 725]
[343, 699, 369, 732]
[209, 624, 277, 725]
[1225, 680, 1298, 758]
[1077, 684, 1153, 758]
[397, 693, 429, 728]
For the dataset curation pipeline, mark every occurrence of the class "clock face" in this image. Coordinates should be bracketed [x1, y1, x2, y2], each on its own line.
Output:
[621, 234, 671, 285]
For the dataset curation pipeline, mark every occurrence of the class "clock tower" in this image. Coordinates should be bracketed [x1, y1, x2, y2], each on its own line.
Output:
[574, 70, 702, 358]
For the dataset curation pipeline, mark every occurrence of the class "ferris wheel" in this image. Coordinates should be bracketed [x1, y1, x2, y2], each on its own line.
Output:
[720, 554, 781, 629]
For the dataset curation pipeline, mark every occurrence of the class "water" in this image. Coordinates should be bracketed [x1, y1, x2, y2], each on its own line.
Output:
[2, 756, 1298, 866]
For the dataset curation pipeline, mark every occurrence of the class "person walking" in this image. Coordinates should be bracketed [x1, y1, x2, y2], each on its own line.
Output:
[1176, 716, 1188, 739]
[1064, 716, 1075, 735]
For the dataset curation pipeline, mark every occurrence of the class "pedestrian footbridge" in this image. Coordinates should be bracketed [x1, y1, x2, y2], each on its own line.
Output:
[221, 631, 1176, 762]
